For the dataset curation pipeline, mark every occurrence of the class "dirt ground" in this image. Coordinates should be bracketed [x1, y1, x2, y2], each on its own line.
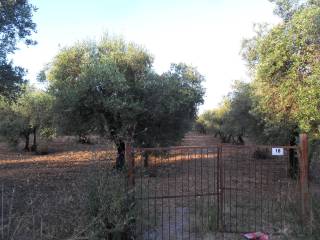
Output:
[0, 137, 116, 240]
[0, 133, 319, 240]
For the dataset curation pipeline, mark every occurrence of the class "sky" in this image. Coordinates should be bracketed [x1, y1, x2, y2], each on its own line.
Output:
[11, 0, 280, 112]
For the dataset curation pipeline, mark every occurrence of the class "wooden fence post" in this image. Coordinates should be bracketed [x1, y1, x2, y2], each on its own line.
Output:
[299, 133, 310, 224]
[126, 142, 135, 188]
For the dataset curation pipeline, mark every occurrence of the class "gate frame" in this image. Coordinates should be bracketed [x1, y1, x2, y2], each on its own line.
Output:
[126, 135, 310, 235]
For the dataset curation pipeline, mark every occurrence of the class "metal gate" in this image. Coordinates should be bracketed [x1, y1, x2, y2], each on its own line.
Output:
[218, 145, 298, 233]
[128, 144, 302, 239]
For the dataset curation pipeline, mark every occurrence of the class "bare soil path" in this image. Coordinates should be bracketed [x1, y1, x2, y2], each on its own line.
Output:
[180, 132, 220, 146]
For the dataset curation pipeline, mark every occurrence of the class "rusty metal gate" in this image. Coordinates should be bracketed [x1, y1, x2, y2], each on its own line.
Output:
[128, 144, 301, 239]
[218, 145, 298, 233]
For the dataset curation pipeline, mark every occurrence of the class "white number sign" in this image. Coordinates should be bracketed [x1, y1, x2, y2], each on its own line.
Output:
[272, 148, 284, 156]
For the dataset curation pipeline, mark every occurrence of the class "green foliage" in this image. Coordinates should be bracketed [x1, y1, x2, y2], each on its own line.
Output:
[242, 2, 320, 135]
[269, 0, 301, 21]
[223, 81, 259, 139]
[86, 169, 136, 239]
[0, 0, 37, 59]
[196, 109, 216, 135]
[0, 0, 37, 100]
[0, 96, 29, 145]
[202, 100, 232, 142]
[46, 35, 204, 149]
[134, 63, 205, 147]
[15, 88, 54, 132]
[197, 81, 261, 144]
[0, 87, 54, 148]
[0, 63, 27, 101]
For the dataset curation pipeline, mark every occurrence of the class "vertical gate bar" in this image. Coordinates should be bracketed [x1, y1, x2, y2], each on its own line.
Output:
[213, 147, 216, 237]
[200, 148, 204, 236]
[206, 148, 209, 235]
[147, 151, 150, 239]
[266, 152, 270, 229]
[254, 148, 257, 231]
[181, 149, 184, 239]
[217, 146, 220, 231]
[142, 155, 145, 237]
[194, 148, 197, 238]
[280, 170, 283, 229]
[161, 153, 164, 240]
[187, 149, 191, 239]
[174, 150, 177, 238]
[229, 148, 232, 232]
[222, 146, 225, 232]
[217, 145, 224, 232]
[240, 150, 243, 231]
[154, 151, 157, 240]
[271, 166, 275, 230]
[299, 133, 310, 227]
[168, 151, 171, 240]
[140, 151, 143, 237]
[248, 148, 252, 231]
[224, 148, 226, 231]
[284, 148, 290, 230]
[259, 149, 262, 230]
[235, 148, 239, 232]
[221, 146, 224, 232]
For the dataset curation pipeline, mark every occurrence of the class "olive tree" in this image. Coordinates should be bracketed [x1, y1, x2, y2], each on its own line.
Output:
[45, 36, 204, 169]
[240, 0, 320, 176]
[0, 88, 54, 151]
[242, 1, 320, 138]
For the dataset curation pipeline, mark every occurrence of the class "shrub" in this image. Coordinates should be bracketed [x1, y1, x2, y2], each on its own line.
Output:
[86, 168, 136, 240]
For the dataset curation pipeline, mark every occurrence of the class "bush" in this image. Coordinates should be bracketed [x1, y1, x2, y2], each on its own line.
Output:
[86, 168, 136, 240]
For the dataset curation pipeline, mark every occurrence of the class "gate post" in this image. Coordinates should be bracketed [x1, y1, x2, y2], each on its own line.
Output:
[299, 133, 310, 224]
[126, 142, 135, 188]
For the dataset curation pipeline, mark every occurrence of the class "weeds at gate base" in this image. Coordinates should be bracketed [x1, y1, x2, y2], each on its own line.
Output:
[277, 192, 320, 240]
[86, 167, 137, 240]
[190, 199, 219, 235]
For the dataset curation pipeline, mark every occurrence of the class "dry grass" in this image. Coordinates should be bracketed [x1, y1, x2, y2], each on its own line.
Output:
[0, 138, 116, 240]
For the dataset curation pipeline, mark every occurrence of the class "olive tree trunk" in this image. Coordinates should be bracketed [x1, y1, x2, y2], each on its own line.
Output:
[24, 133, 30, 151]
[115, 140, 126, 170]
[31, 127, 37, 152]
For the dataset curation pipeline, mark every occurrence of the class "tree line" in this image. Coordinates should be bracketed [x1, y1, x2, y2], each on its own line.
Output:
[197, 0, 320, 149]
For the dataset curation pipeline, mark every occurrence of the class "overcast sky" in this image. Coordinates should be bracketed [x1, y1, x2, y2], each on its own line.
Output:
[11, 0, 280, 112]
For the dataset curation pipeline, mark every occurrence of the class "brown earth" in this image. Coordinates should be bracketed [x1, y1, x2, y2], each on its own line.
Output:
[0, 133, 318, 240]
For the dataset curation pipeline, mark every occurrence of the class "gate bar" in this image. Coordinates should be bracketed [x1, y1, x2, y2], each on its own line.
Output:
[299, 133, 310, 225]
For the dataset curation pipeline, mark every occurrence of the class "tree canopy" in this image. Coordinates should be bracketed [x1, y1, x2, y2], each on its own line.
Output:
[0, 0, 37, 100]
[242, 1, 320, 137]
[44, 36, 204, 167]
[0, 88, 54, 150]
